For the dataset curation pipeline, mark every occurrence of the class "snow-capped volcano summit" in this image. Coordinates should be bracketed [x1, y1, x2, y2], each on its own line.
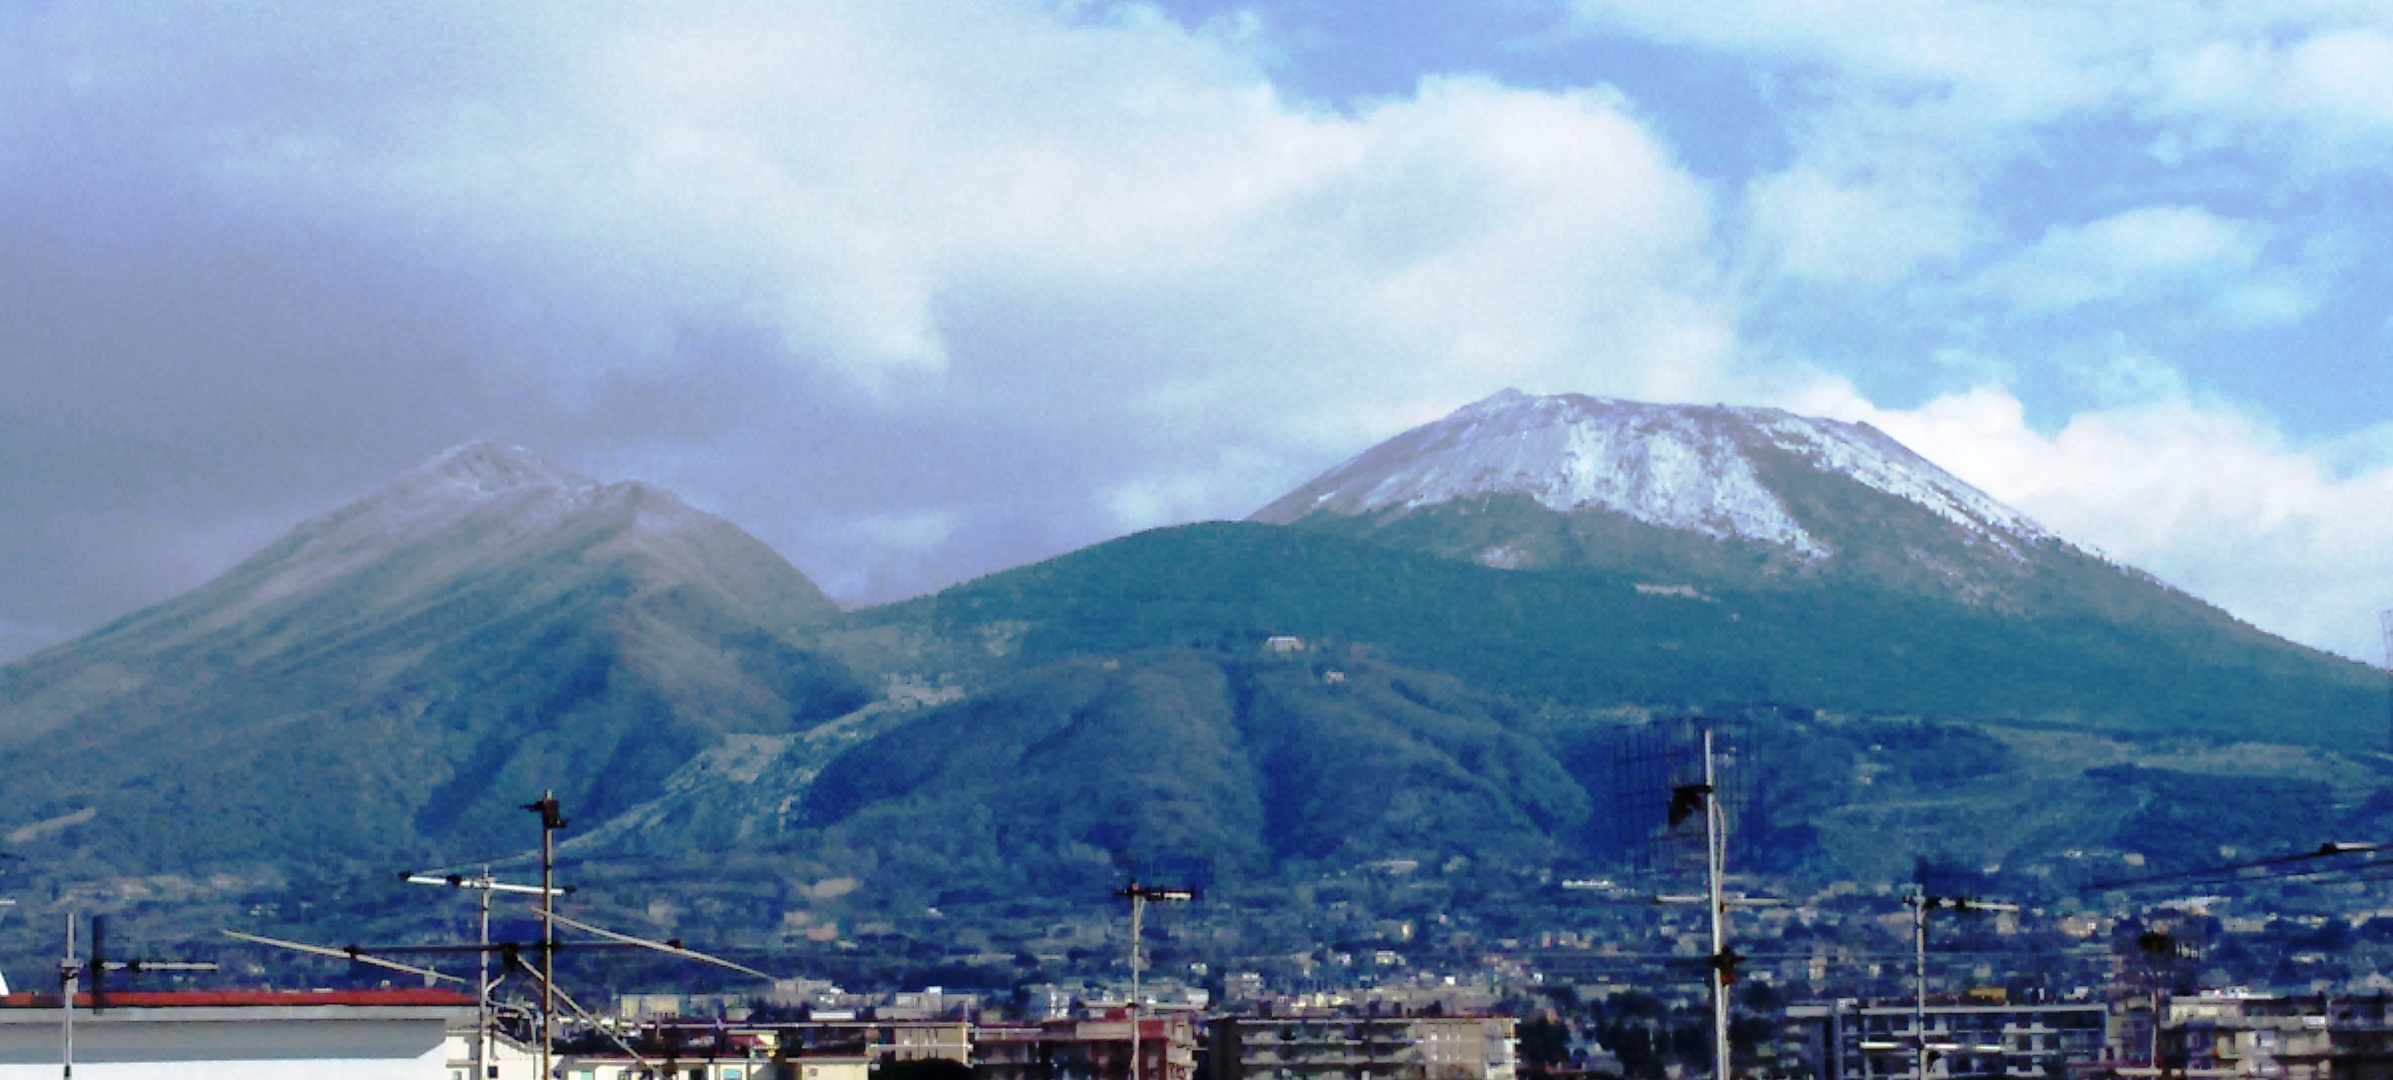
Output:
[1254, 389, 2095, 602]
[1256, 389, 2050, 558]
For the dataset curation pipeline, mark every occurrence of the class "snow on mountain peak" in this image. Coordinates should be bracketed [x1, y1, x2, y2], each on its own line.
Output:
[1253, 389, 2051, 558]
[200, 443, 609, 615]
[412, 441, 596, 497]
[65, 440, 837, 660]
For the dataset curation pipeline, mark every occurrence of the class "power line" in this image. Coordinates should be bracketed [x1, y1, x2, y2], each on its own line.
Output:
[2085, 842, 2381, 891]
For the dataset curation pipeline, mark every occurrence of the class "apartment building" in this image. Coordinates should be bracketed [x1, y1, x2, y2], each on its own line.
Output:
[1206, 1014, 1518, 1080]
[1783, 999, 2106, 1080]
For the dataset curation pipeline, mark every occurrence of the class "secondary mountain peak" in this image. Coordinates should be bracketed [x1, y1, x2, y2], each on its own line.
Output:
[89, 443, 839, 660]
[0, 442, 863, 873]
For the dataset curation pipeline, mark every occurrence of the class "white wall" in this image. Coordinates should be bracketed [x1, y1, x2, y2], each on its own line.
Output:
[0, 1044, 445, 1079]
[0, 1009, 457, 1080]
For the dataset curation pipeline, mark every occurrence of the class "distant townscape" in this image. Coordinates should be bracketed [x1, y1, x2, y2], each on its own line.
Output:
[1, 390, 2387, 1079]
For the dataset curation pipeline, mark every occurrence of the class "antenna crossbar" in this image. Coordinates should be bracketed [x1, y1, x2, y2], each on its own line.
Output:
[219, 931, 469, 985]
[405, 873, 570, 897]
[540, 910, 770, 979]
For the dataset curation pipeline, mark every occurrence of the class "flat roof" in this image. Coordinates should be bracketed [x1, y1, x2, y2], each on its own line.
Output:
[0, 988, 475, 1009]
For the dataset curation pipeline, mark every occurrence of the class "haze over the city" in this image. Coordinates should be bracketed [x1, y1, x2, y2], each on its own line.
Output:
[5, 0, 2390, 663]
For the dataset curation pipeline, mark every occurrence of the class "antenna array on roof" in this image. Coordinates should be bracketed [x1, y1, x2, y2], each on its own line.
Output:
[1610, 716, 1753, 874]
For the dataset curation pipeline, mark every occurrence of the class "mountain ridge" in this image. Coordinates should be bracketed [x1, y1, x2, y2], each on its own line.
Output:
[0, 407, 2380, 972]
[0, 441, 865, 873]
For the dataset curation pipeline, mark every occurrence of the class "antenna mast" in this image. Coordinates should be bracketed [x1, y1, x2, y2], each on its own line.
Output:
[406, 869, 569, 1080]
[1645, 726, 1773, 1080]
[1904, 893, 2017, 1080]
[59, 914, 73, 1080]
[1702, 730, 1732, 1080]
[1115, 880, 1194, 1080]
[523, 792, 569, 1080]
[57, 913, 216, 1079]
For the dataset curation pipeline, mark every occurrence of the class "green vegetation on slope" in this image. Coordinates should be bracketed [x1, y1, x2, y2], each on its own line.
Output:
[793, 649, 1585, 900]
[856, 522, 2380, 747]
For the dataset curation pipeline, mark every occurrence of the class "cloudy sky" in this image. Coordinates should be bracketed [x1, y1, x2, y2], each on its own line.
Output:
[4, 0, 2391, 663]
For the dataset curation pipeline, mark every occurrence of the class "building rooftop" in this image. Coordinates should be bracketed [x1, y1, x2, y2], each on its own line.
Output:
[0, 987, 476, 1009]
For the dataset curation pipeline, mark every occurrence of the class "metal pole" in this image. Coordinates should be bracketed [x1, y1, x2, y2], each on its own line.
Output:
[478, 869, 493, 1080]
[541, 793, 556, 1080]
[1130, 888, 1144, 1080]
[1112, 881, 1190, 1080]
[2151, 982, 2164, 1078]
[1912, 898, 1927, 1080]
[1704, 728, 1729, 1080]
[59, 912, 74, 1080]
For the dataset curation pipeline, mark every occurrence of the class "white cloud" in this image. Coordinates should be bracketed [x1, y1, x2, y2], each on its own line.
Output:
[1787, 379, 2393, 664]
[2154, 28, 2393, 151]
[1965, 206, 2311, 324]
[1571, 0, 2124, 122]
[1573, 0, 2388, 353]
[1746, 168, 1981, 286]
[0, 0, 1741, 617]
[1103, 446, 1284, 531]
[1571, 0, 2393, 142]
[161, 3, 1727, 441]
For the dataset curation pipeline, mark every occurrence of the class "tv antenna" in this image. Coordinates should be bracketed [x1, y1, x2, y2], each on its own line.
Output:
[525, 790, 567, 1080]
[404, 868, 570, 1080]
[217, 930, 469, 985]
[1115, 879, 1194, 1080]
[1898, 891, 2017, 1080]
[58, 913, 218, 1078]
[224, 793, 767, 1077]
[1626, 722, 1773, 1080]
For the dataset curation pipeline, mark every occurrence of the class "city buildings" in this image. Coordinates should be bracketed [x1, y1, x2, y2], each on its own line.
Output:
[1781, 999, 2105, 1080]
[2138, 992, 2393, 1080]
[977, 1011, 1200, 1080]
[1207, 1014, 1518, 1080]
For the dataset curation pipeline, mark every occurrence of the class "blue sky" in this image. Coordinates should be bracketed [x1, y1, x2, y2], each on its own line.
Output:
[1, 0, 2389, 661]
